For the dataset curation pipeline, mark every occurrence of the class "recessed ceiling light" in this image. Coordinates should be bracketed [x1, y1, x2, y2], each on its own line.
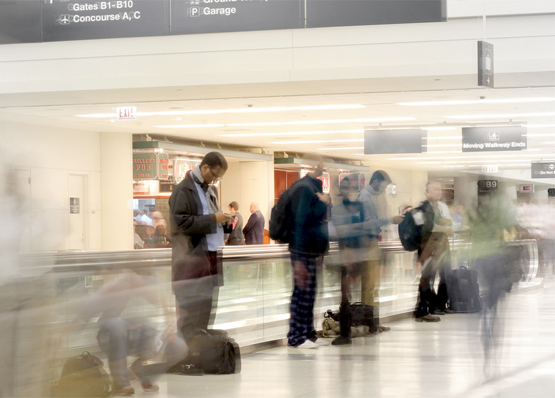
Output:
[76, 104, 366, 118]
[316, 147, 364, 151]
[398, 97, 555, 106]
[157, 117, 415, 129]
[270, 139, 364, 144]
[219, 129, 363, 137]
[446, 112, 555, 119]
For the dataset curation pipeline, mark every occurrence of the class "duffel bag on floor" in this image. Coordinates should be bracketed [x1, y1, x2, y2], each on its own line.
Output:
[185, 329, 241, 375]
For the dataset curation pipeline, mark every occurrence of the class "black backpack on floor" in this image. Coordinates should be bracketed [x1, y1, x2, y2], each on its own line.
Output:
[54, 351, 111, 397]
[182, 329, 241, 375]
[350, 303, 379, 334]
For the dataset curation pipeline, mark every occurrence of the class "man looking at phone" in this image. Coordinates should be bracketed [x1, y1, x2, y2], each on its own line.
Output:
[169, 152, 232, 341]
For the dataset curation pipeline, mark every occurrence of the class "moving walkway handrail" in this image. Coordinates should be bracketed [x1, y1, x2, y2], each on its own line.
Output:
[18, 239, 539, 283]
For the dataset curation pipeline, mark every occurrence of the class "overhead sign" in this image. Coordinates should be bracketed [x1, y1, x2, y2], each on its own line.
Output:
[116, 106, 137, 120]
[478, 41, 494, 88]
[2, 0, 447, 44]
[364, 129, 425, 154]
[306, 0, 446, 28]
[41, 0, 170, 42]
[171, 0, 303, 35]
[462, 126, 527, 152]
[531, 162, 555, 179]
[477, 180, 498, 193]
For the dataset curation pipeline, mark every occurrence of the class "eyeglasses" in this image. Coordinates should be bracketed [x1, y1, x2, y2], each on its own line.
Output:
[210, 168, 223, 182]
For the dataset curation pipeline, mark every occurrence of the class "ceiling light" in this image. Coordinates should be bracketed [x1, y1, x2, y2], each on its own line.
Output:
[446, 112, 555, 119]
[157, 123, 225, 128]
[425, 127, 457, 131]
[441, 165, 466, 168]
[157, 117, 415, 129]
[76, 104, 366, 118]
[219, 129, 363, 138]
[316, 147, 364, 151]
[398, 97, 555, 106]
[270, 139, 364, 144]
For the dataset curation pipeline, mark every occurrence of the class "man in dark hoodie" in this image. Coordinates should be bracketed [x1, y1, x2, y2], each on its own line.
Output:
[286, 163, 330, 349]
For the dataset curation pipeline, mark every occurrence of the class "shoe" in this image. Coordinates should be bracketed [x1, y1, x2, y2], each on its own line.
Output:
[331, 336, 352, 345]
[444, 308, 455, 314]
[378, 325, 391, 333]
[312, 339, 330, 346]
[415, 314, 441, 322]
[433, 310, 445, 315]
[141, 383, 160, 392]
[295, 340, 319, 349]
[115, 386, 135, 396]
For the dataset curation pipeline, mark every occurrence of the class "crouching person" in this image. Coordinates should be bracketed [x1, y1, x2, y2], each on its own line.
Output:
[73, 270, 188, 395]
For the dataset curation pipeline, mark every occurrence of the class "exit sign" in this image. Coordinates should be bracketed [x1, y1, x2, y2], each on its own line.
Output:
[116, 107, 137, 120]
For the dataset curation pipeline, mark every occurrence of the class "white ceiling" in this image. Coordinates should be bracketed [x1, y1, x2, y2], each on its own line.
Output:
[1, 79, 554, 177]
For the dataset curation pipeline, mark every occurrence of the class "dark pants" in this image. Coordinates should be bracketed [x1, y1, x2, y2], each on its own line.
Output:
[338, 262, 364, 337]
[174, 252, 219, 340]
[287, 253, 321, 347]
[415, 233, 449, 317]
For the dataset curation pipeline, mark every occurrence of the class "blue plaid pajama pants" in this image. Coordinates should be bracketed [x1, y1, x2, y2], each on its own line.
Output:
[287, 252, 321, 347]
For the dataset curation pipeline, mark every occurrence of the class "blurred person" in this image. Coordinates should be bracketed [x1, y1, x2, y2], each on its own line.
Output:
[357, 170, 403, 325]
[414, 181, 454, 322]
[330, 178, 371, 345]
[72, 270, 188, 395]
[134, 224, 144, 249]
[466, 193, 522, 372]
[169, 152, 232, 341]
[134, 210, 152, 226]
[142, 225, 156, 247]
[243, 202, 265, 245]
[151, 211, 168, 230]
[287, 163, 330, 349]
[226, 201, 245, 245]
[151, 224, 171, 245]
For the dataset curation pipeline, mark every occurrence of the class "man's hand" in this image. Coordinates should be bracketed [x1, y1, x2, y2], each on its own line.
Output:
[316, 193, 330, 204]
[215, 212, 233, 223]
[293, 261, 310, 289]
[392, 215, 404, 224]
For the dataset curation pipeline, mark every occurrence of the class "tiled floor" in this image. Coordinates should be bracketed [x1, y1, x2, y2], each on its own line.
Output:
[136, 284, 555, 398]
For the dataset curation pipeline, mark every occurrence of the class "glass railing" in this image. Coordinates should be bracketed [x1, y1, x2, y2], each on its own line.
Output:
[15, 239, 540, 350]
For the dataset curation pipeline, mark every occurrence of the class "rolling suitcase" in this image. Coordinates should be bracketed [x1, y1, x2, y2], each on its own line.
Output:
[448, 266, 482, 313]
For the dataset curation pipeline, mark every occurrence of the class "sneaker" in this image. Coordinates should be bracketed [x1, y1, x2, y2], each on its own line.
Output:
[295, 340, 319, 349]
[312, 339, 330, 346]
[378, 325, 391, 333]
[444, 308, 455, 314]
[432, 310, 445, 315]
[415, 314, 441, 322]
[141, 383, 160, 393]
[115, 386, 135, 396]
[331, 336, 352, 345]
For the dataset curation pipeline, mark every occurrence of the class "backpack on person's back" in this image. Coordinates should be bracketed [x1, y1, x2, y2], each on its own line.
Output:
[398, 200, 434, 251]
